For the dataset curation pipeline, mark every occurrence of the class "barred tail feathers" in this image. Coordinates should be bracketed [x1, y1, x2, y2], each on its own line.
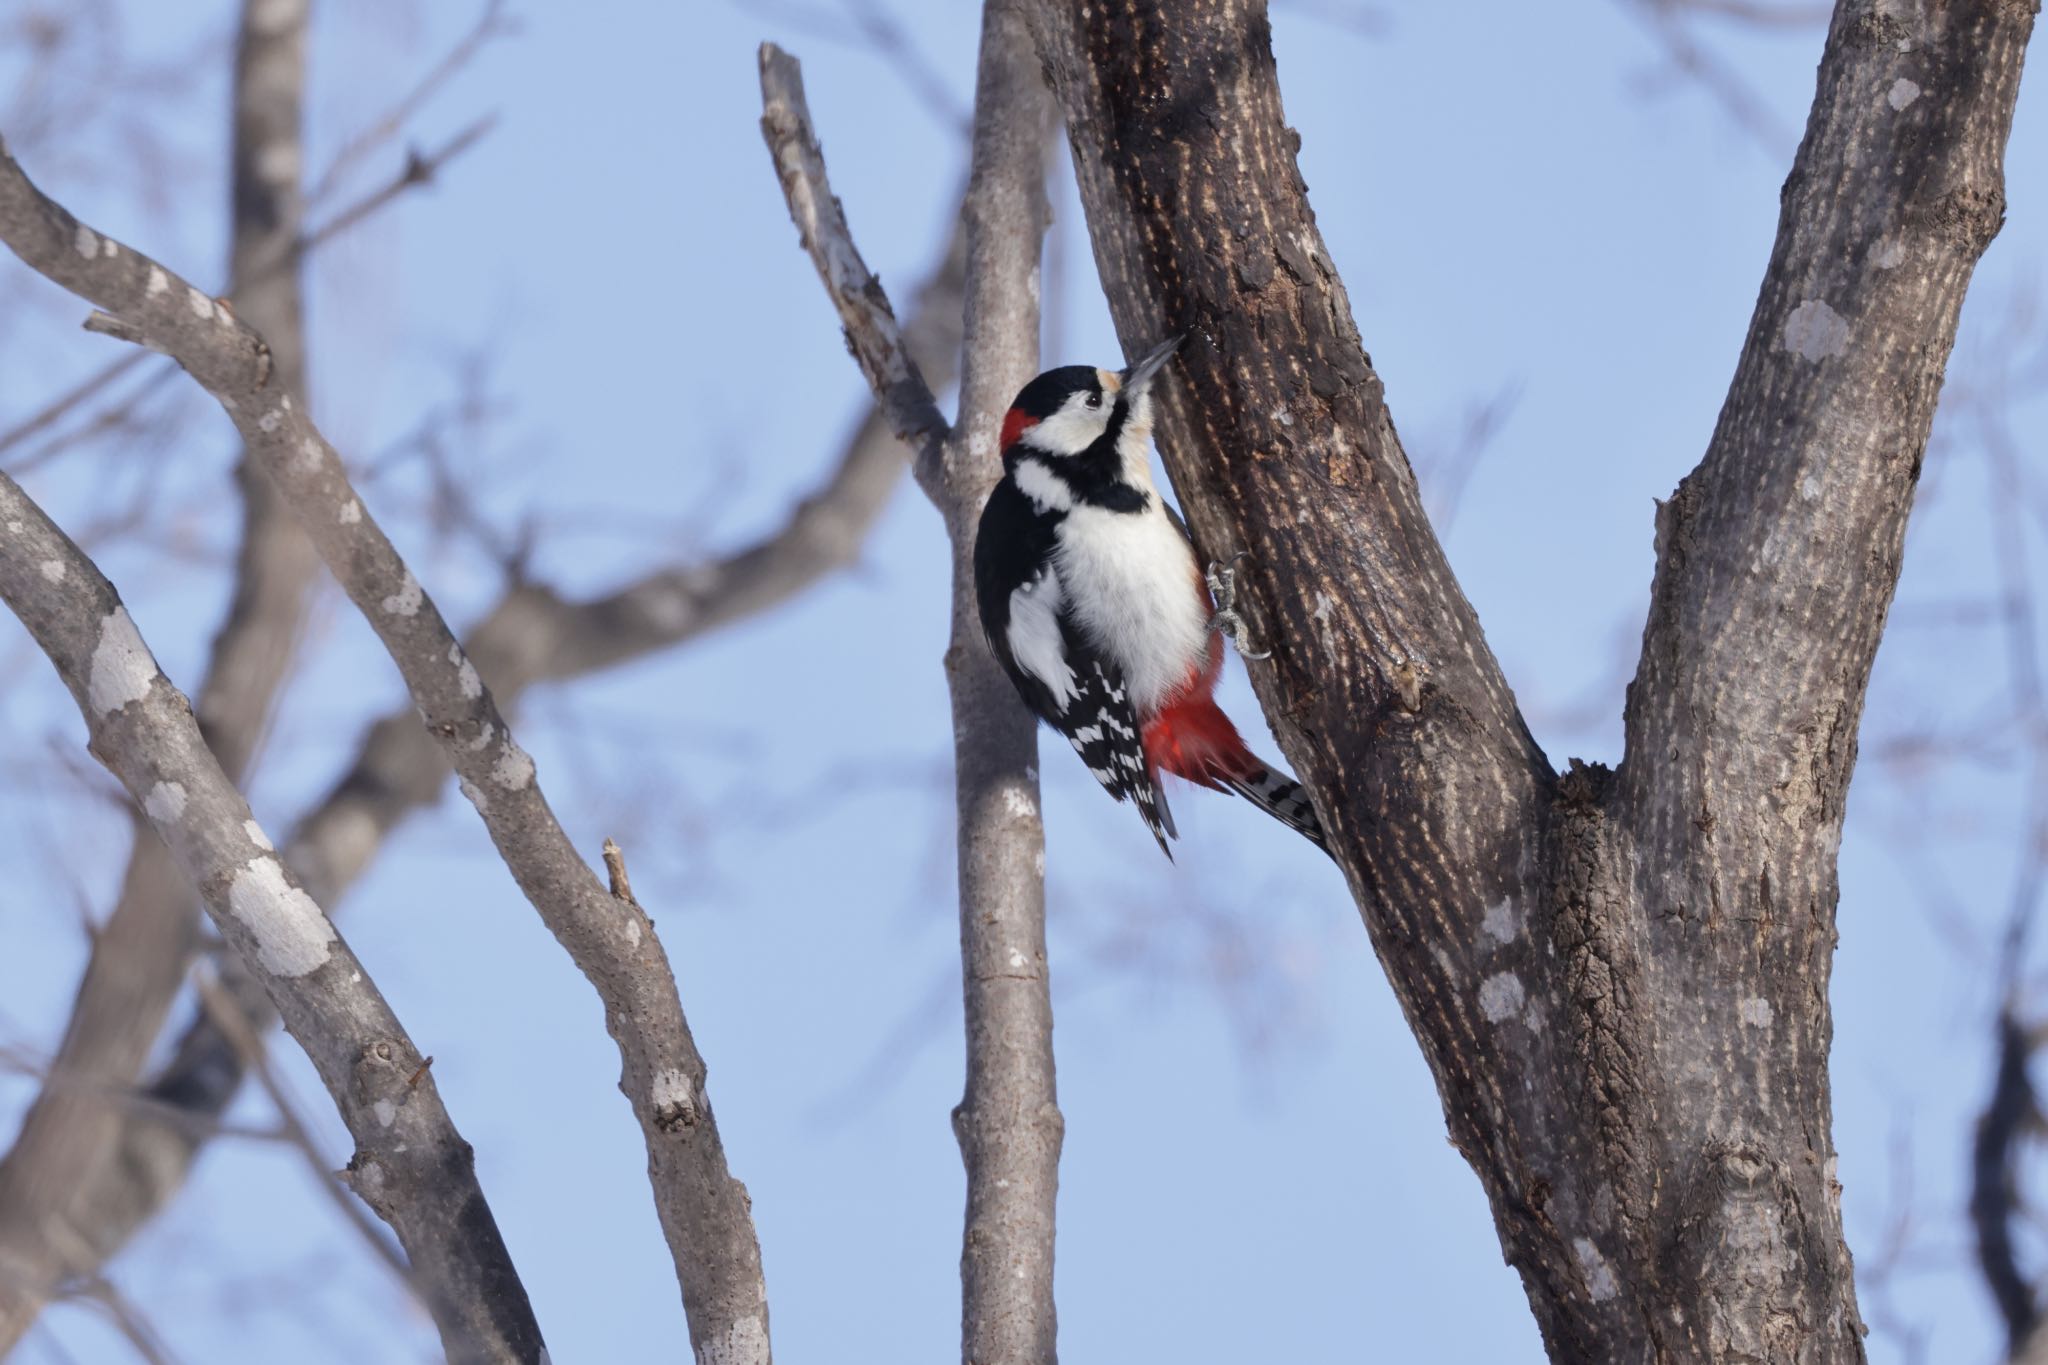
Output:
[1143, 694, 1326, 850]
[1221, 762, 1327, 851]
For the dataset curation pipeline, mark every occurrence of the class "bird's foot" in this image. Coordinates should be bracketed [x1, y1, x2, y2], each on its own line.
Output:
[1205, 552, 1272, 661]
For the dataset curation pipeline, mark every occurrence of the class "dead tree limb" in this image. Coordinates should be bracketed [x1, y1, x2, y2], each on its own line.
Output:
[1022, 0, 2036, 1356]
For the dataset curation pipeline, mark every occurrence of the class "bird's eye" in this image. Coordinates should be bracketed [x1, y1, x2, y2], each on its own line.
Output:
[1084, 392, 1102, 409]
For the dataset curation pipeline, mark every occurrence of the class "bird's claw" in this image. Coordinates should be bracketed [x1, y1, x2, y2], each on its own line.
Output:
[1205, 552, 1272, 661]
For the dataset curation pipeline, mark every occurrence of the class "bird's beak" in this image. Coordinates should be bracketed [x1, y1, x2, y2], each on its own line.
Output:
[1120, 333, 1183, 394]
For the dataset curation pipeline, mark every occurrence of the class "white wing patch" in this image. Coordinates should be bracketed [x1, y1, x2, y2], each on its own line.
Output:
[1012, 458, 1075, 513]
[1006, 567, 1077, 710]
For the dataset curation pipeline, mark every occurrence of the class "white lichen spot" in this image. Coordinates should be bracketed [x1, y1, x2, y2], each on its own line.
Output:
[143, 781, 186, 823]
[1479, 971, 1526, 1023]
[1002, 788, 1037, 820]
[244, 819, 274, 850]
[1888, 77, 1921, 111]
[327, 807, 379, 875]
[652, 1068, 694, 1114]
[73, 223, 98, 258]
[146, 266, 168, 296]
[257, 408, 283, 434]
[694, 1315, 770, 1365]
[465, 722, 495, 752]
[4, 520, 21, 534]
[380, 573, 422, 618]
[356, 1159, 385, 1193]
[969, 431, 993, 461]
[642, 588, 694, 631]
[187, 286, 214, 319]
[256, 139, 301, 184]
[1311, 590, 1338, 657]
[1271, 405, 1294, 428]
[373, 1098, 398, 1128]
[253, 0, 302, 29]
[1800, 472, 1823, 502]
[338, 499, 362, 525]
[448, 642, 482, 699]
[1873, 238, 1906, 270]
[226, 856, 336, 977]
[1574, 1237, 1619, 1302]
[102, 236, 117, 258]
[1781, 299, 1850, 363]
[458, 776, 489, 814]
[1481, 899, 1518, 944]
[1008, 949, 1027, 969]
[87, 607, 157, 715]
[491, 741, 534, 790]
[38, 559, 64, 583]
[1033, 848, 1046, 877]
[214, 300, 233, 326]
[1739, 996, 1775, 1029]
[298, 435, 323, 469]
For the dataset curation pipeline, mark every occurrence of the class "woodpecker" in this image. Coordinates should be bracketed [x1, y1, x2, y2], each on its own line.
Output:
[972, 335, 1325, 858]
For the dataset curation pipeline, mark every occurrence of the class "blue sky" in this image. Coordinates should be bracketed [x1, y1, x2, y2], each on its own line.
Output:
[1, 1, 2044, 1361]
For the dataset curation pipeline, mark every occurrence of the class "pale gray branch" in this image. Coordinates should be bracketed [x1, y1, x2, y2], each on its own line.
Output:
[17, 204, 969, 1290]
[0, 1, 323, 1346]
[0, 470, 540, 1364]
[759, 46, 950, 490]
[0, 133, 770, 1363]
[761, 13, 1061, 1359]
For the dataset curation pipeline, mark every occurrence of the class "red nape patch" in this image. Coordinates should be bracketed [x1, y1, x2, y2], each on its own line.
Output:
[1144, 695, 1255, 792]
[999, 408, 1040, 452]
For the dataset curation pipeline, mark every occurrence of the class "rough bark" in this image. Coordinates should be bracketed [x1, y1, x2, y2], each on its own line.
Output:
[761, 15, 1062, 1357]
[1023, 0, 2036, 1358]
[0, 2, 323, 1347]
[0, 138, 771, 1364]
[0, 472, 540, 1364]
[0, 208, 967, 1314]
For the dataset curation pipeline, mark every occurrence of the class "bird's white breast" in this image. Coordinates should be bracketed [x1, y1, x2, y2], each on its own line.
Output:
[1054, 501, 1210, 717]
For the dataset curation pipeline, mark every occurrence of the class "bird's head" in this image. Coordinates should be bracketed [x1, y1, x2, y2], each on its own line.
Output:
[998, 335, 1183, 475]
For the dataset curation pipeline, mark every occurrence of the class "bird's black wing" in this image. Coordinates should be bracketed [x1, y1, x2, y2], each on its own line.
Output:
[974, 482, 1176, 855]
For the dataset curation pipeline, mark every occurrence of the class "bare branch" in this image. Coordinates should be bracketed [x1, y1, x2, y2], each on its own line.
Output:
[303, 0, 514, 206]
[0, 1, 325, 1346]
[1973, 1011, 2041, 1355]
[18, 200, 970, 1287]
[0, 131, 770, 1363]
[762, 9, 1061, 1355]
[0, 470, 542, 1364]
[0, 115, 497, 471]
[190, 970, 416, 1294]
[759, 50, 950, 489]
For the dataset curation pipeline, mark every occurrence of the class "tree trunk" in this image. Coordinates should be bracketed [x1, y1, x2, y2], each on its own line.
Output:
[1023, 0, 2036, 1357]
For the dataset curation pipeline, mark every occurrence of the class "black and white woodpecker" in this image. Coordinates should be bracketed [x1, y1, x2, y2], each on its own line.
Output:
[972, 335, 1325, 857]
